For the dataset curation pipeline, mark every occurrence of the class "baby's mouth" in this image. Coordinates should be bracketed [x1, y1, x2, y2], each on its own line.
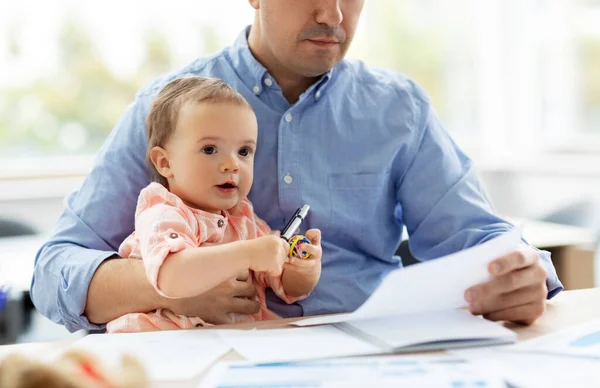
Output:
[217, 182, 237, 189]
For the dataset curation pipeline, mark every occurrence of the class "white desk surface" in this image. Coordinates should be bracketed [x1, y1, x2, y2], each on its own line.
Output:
[1, 288, 599, 388]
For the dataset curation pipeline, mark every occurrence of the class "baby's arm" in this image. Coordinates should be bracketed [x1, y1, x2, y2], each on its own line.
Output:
[280, 229, 322, 298]
[158, 236, 287, 298]
[136, 205, 288, 299]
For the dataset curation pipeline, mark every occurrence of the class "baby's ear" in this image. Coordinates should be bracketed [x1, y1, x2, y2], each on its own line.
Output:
[149, 146, 173, 179]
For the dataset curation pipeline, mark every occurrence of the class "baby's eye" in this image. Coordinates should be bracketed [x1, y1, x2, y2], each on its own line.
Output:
[238, 147, 253, 157]
[202, 146, 217, 155]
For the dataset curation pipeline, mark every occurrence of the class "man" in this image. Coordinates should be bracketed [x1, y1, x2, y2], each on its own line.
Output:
[31, 0, 561, 332]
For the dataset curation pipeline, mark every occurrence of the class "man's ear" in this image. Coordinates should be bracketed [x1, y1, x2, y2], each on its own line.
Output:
[149, 146, 173, 180]
[248, 0, 259, 10]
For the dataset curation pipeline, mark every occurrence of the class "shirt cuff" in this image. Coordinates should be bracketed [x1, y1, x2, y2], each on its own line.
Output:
[537, 248, 564, 299]
[56, 249, 116, 332]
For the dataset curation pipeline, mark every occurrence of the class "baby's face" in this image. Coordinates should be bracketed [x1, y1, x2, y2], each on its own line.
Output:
[165, 102, 258, 213]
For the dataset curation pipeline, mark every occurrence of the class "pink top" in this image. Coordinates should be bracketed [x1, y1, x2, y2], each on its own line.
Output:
[106, 182, 308, 333]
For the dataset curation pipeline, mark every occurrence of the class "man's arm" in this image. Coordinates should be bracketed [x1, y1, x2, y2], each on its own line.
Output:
[31, 95, 154, 332]
[394, 97, 562, 323]
[84, 257, 162, 324]
[85, 257, 261, 325]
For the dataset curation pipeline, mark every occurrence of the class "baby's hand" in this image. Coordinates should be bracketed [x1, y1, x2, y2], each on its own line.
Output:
[247, 235, 289, 277]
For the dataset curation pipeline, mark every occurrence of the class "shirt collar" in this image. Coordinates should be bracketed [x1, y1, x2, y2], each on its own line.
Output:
[227, 26, 335, 101]
[227, 26, 269, 95]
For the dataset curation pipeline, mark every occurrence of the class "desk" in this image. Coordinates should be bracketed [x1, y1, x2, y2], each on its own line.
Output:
[0, 288, 598, 388]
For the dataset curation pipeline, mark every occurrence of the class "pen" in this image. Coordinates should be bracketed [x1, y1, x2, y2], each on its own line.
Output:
[280, 204, 310, 241]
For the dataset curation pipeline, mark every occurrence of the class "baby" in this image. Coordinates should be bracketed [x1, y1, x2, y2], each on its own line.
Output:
[107, 76, 322, 333]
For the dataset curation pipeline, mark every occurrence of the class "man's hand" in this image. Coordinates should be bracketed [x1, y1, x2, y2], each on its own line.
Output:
[281, 229, 323, 297]
[464, 246, 548, 325]
[166, 271, 260, 324]
[285, 229, 322, 277]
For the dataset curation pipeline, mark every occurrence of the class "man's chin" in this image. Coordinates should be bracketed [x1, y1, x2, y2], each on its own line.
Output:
[296, 61, 340, 78]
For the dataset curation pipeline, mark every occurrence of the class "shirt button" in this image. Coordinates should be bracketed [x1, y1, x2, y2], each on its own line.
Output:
[217, 219, 224, 228]
[284, 174, 293, 184]
[285, 113, 293, 123]
[169, 232, 179, 239]
[252, 85, 261, 94]
[315, 91, 321, 100]
[264, 78, 273, 87]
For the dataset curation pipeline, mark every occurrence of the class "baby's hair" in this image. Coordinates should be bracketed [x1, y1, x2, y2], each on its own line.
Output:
[146, 76, 251, 187]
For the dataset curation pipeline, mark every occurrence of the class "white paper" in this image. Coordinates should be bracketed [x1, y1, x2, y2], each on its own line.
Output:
[199, 355, 506, 388]
[64, 330, 231, 381]
[511, 317, 600, 359]
[216, 326, 381, 363]
[454, 346, 600, 388]
[341, 309, 516, 350]
[296, 226, 523, 326]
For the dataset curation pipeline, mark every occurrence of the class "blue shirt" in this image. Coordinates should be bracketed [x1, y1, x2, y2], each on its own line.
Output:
[31, 28, 563, 332]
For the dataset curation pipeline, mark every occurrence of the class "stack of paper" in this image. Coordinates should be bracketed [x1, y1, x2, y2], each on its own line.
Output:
[199, 355, 506, 388]
[512, 317, 600, 359]
[219, 227, 522, 362]
[297, 226, 523, 326]
[454, 318, 600, 388]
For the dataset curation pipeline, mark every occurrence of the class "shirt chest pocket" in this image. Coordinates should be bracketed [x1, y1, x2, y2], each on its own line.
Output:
[328, 172, 390, 240]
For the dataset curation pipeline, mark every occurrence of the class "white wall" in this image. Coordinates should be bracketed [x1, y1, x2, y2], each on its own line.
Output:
[479, 170, 600, 228]
[0, 197, 65, 234]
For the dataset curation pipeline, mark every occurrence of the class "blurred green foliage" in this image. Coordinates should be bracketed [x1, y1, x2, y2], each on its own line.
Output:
[0, 20, 221, 157]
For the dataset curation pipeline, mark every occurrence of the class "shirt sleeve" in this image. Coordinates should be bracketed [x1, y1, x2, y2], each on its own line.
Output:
[30, 93, 153, 332]
[396, 105, 563, 298]
[132, 202, 199, 297]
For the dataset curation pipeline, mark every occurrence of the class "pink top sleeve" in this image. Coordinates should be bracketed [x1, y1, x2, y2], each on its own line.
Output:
[120, 183, 201, 297]
[252, 213, 311, 304]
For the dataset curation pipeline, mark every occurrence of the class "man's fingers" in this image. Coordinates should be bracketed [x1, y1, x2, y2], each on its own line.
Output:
[489, 248, 538, 276]
[207, 313, 235, 325]
[231, 279, 258, 299]
[300, 244, 320, 257]
[467, 264, 546, 302]
[469, 282, 548, 316]
[235, 270, 250, 282]
[230, 296, 261, 315]
[286, 257, 318, 269]
[305, 229, 321, 245]
[482, 300, 546, 325]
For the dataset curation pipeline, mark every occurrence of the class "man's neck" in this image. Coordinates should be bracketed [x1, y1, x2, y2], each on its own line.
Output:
[247, 27, 318, 104]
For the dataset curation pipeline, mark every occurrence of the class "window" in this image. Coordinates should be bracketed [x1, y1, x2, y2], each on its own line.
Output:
[1, 0, 599, 178]
[540, 0, 600, 151]
[351, 0, 480, 148]
[0, 1, 253, 174]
